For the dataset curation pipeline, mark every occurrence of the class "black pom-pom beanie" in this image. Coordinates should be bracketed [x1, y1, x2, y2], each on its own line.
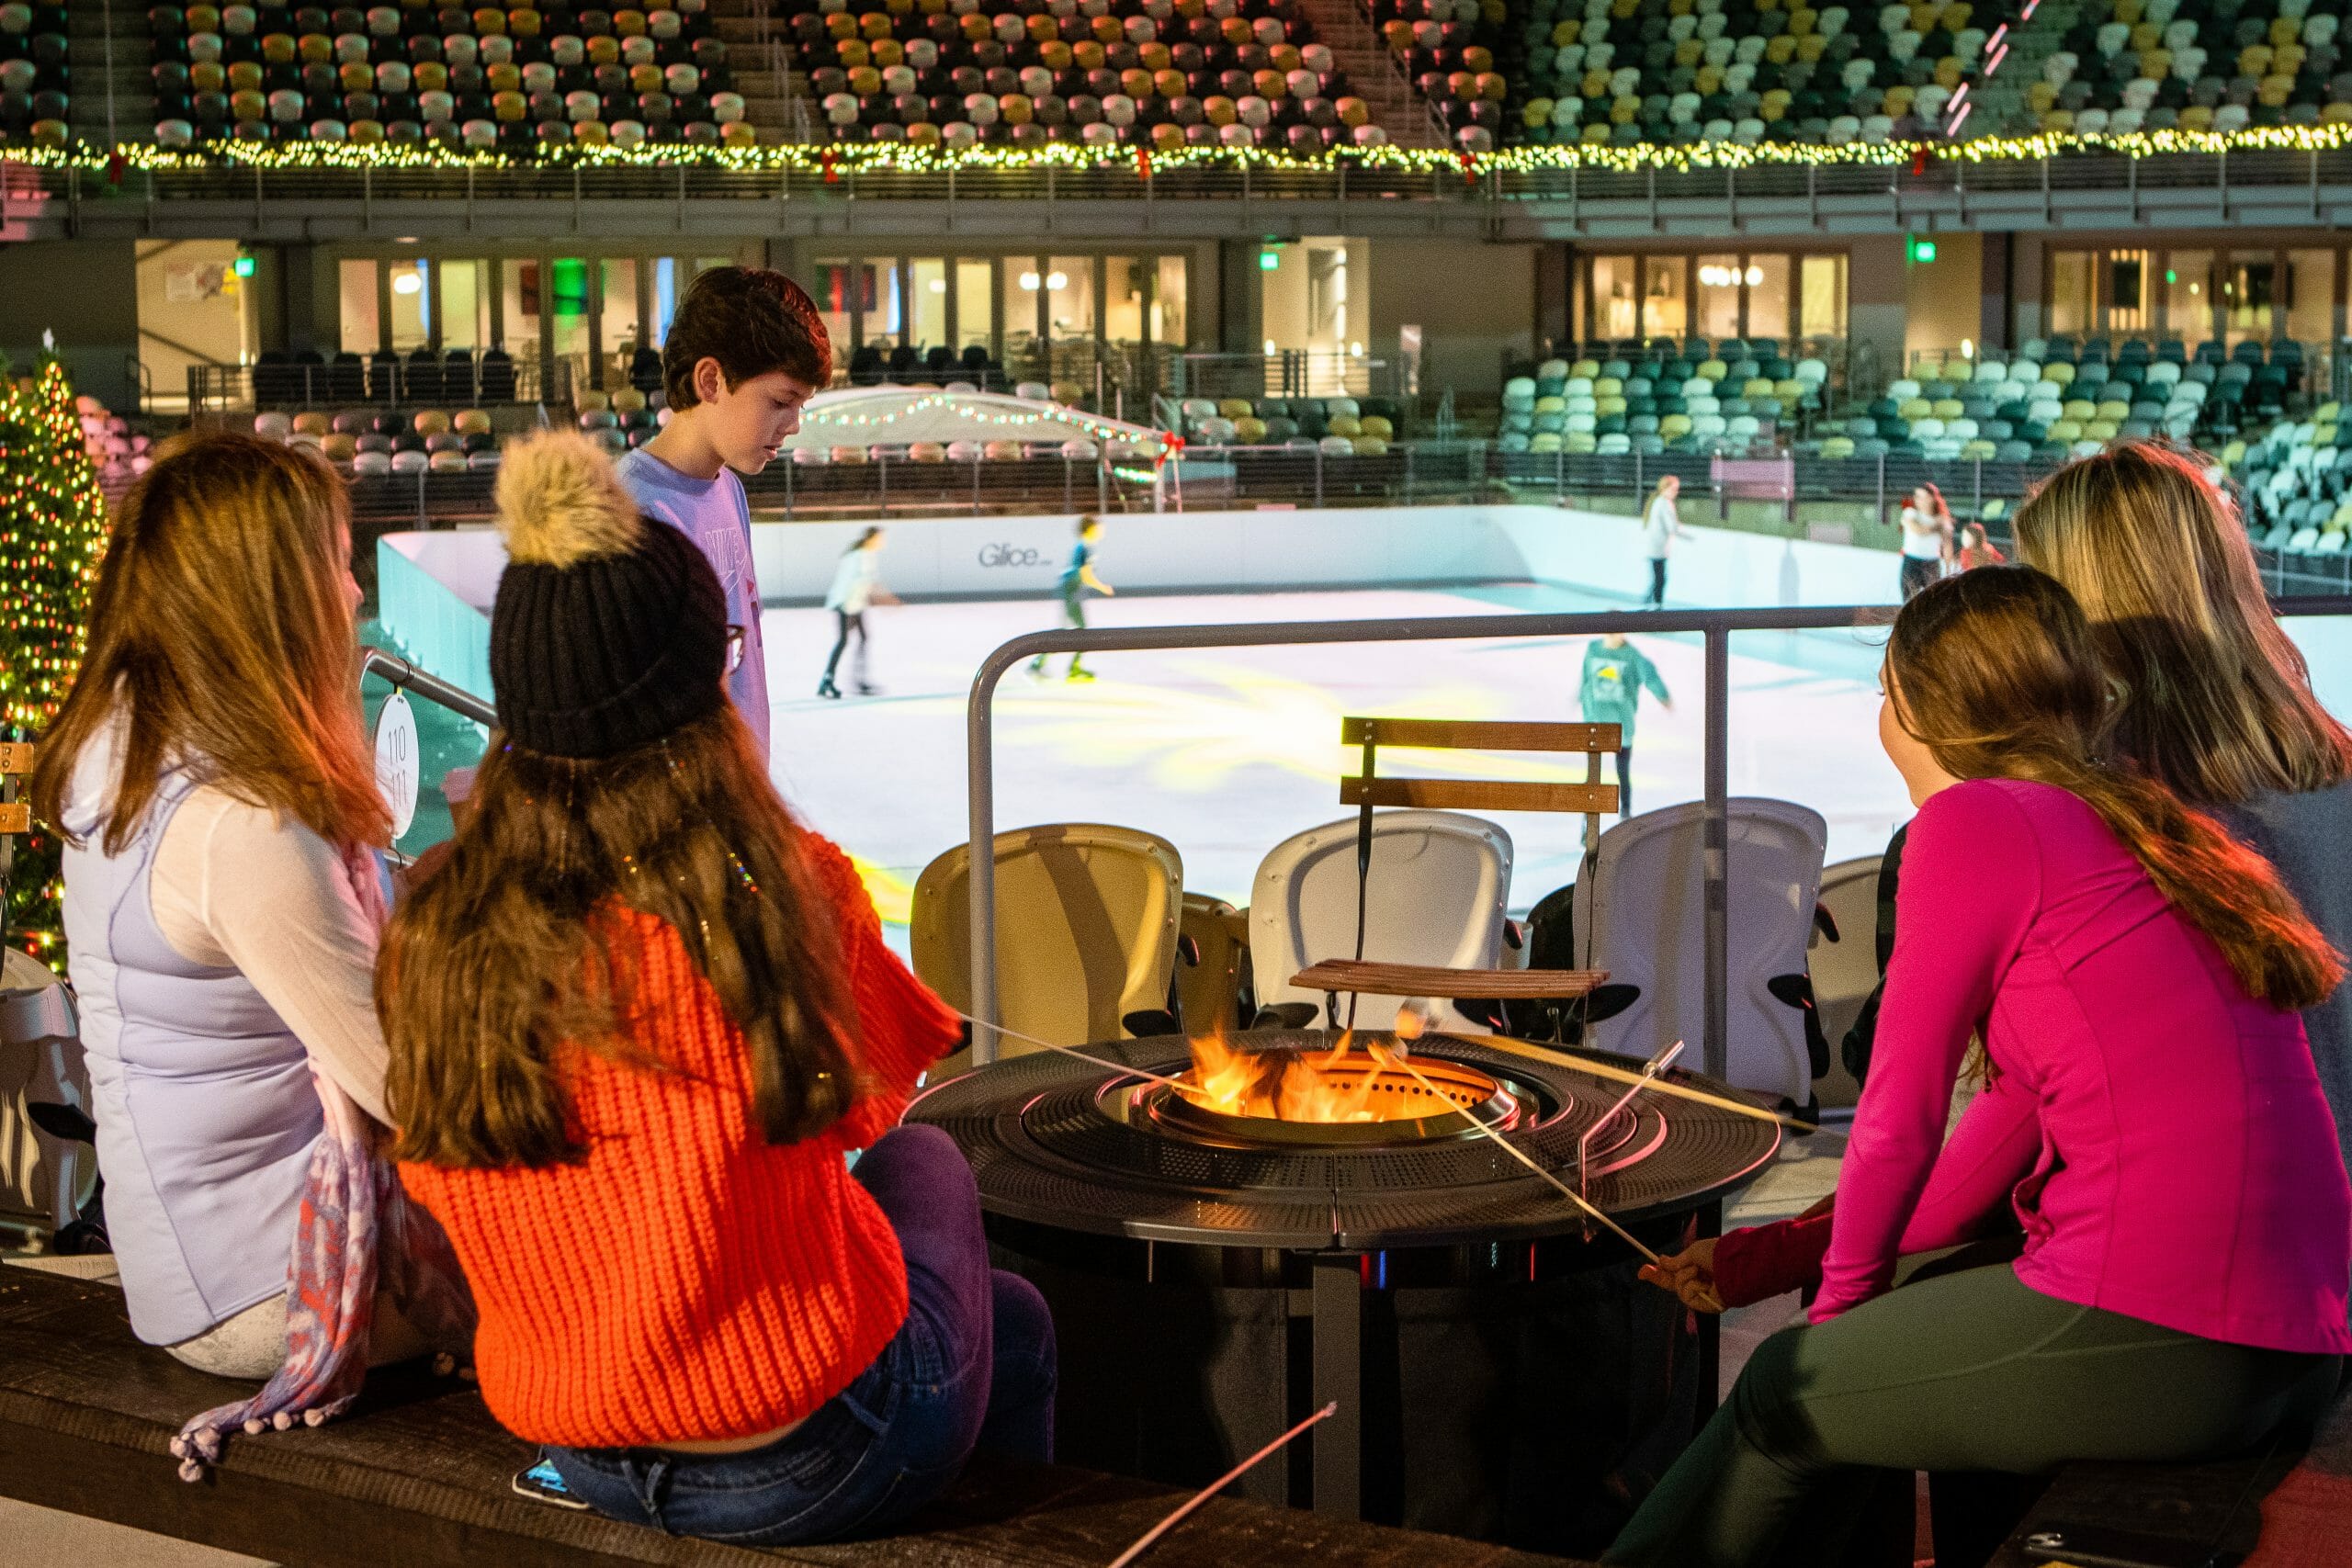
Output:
[488, 430, 729, 760]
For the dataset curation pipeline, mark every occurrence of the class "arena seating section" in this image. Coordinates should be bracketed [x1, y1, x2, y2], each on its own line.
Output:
[2234, 415, 2352, 552]
[846, 342, 1008, 388]
[0, 4, 72, 144]
[145, 0, 742, 149]
[250, 344, 524, 404]
[1364, 0, 1508, 150]
[1495, 340, 1831, 455]
[1508, 0, 1992, 149]
[1804, 335, 2305, 462]
[2032, 0, 2346, 134]
[45, 0, 2352, 150]
[79, 393, 156, 487]
[1173, 392, 1400, 452]
[254, 404, 511, 472]
[785, 0, 1388, 151]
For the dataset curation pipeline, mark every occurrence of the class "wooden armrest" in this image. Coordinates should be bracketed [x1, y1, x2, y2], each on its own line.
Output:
[1291, 960, 1604, 1000]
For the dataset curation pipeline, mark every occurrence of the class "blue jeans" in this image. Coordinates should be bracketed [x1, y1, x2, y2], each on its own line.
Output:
[545, 1124, 1057, 1546]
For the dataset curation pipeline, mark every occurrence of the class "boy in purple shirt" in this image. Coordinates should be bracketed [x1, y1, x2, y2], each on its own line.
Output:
[618, 266, 831, 762]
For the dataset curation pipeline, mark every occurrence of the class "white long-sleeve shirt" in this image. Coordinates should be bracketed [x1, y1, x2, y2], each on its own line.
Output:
[147, 784, 392, 1125]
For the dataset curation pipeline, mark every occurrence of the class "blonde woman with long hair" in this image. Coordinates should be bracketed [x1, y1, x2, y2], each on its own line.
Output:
[2013, 440, 2352, 1180]
[32, 434, 467, 1461]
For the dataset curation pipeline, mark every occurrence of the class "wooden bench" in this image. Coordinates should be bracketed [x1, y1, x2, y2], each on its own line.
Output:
[0, 1267, 1582, 1567]
[1990, 1381, 2352, 1568]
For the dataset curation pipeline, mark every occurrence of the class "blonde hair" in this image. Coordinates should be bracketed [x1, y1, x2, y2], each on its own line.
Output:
[2014, 441, 2352, 807]
[1890, 567, 2340, 1012]
[32, 432, 390, 856]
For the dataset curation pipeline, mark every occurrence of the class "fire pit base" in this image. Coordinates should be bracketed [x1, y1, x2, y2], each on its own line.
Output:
[989, 1213, 1705, 1557]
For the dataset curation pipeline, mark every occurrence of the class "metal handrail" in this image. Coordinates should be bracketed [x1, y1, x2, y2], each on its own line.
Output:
[962, 597, 2352, 1077]
[362, 647, 496, 728]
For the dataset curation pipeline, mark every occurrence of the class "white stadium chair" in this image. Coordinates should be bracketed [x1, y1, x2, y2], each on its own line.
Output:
[1571, 798, 1829, 1107]
[1250, 810, 1512, 1037]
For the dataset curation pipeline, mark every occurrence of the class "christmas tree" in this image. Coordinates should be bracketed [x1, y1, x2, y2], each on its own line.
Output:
[0, 357, 110, 969]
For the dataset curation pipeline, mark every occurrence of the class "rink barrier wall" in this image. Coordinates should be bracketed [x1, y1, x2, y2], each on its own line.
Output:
[376, 507, 1904, 696]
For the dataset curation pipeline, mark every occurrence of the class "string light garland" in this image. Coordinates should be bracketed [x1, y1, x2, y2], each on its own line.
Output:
[801, 389, 1158, 442]
[0, 357, 108, 971]
[15, 120, 2352, 176]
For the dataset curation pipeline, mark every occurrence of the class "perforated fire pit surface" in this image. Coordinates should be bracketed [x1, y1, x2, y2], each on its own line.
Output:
[908, 1028, 1781, 1250]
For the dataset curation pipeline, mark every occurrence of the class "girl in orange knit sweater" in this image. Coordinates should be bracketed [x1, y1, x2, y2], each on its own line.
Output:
[379, 430, 1055, 1545]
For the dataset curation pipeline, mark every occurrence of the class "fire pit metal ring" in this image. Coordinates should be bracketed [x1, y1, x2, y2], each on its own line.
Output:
[909, 1028, 1781, 1252]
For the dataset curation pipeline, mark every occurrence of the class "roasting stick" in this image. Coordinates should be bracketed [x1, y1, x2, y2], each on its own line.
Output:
[1446, 1025, 1817, 1132]
[1389, 1007, 1661, 1266]
[943, 1010, 1205, 1097]
[1104, 1403, 1340, 1568]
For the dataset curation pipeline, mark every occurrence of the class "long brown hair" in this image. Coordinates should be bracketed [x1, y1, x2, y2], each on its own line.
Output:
[1889, 567, 2341, 1011]
[31, 431, 389, 855]
[2014, 440, 2352, 807]
[379, 705, 864, 1168]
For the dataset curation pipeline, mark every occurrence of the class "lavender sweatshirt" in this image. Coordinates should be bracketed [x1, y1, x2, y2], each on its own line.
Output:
[616, 448, 771, 761]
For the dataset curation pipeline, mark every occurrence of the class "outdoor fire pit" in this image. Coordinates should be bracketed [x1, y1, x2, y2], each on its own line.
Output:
[907, 1025, 1781, 1554]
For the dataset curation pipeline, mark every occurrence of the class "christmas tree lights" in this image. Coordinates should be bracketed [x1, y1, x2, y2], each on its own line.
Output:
[0, 358, 109, 969]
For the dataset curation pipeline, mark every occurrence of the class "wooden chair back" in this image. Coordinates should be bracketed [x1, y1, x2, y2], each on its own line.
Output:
[1340, 717, 1623, 852]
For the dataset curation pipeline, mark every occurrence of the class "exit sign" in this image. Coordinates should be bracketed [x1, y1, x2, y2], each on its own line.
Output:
[1906, 236, 1938, 264]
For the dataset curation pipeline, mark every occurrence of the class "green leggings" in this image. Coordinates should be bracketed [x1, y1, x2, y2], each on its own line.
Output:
[1029, 587, 1088, 674]
[1605, 1264, 2338, 1568]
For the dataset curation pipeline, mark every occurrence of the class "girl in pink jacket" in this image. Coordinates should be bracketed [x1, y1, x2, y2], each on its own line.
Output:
[1608, 566, 2350, 1568]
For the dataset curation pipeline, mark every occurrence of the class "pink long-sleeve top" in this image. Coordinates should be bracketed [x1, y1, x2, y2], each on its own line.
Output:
[1812, 776, 2352, 1355]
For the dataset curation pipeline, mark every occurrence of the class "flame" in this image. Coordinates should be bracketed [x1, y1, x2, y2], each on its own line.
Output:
[1181, 1027, 1420, 1123]
[1184, 1026, 1270, 1116]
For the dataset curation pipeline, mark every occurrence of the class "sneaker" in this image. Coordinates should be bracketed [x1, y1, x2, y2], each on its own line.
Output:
[856, 682, 882, 697]
[816, 678, 842, 699]
[1066, 668, 1096, 682]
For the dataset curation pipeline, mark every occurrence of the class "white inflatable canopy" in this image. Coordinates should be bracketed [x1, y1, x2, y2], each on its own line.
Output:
[785, 388, 1169, 454]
